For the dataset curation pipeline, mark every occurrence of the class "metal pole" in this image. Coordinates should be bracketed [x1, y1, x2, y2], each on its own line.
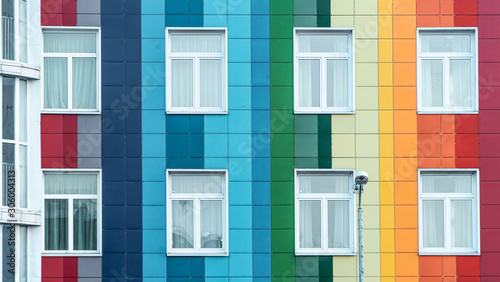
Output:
[358, 185, 364, 282]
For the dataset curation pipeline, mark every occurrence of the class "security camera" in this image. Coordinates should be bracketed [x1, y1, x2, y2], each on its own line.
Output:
[355, 171, 369, 185]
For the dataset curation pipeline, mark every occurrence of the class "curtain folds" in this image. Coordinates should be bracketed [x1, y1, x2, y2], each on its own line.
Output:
[73, 57, 97, 109]
[73, 199, 98, 250]
[45, 199, 68, 250]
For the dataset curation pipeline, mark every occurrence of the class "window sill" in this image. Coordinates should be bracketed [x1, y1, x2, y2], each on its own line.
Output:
[0, 60, 40, 80]
[295, 251, 356, 256]
[42, 252, 102, 257]
[167, 251, 229, 257]
[417, 110, 478, 115]
[419, 251, 480, 256]
[41, 110, 101, 115]
[166, 110, 228, 115]
[294, 110, 355, 115]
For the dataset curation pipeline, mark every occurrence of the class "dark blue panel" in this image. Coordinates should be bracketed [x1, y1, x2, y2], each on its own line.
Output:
[125, 87, 142, 110]
[166, 116, 190, 133]
[126, 63, 142, 86]
[103, 230, 126, 253]
[253, 254, 272, 277]
[127, 254, 143, 277]
[252, 230, 271, 253]
[126, 181, 142, 205]
[103, 206, 126, 229]
[192, 278, 204, 282]
[252, 134, 270, 158]
[126, 110, 142, 133]
[101, 15, 125, 38]
[102, 86, 125, 110]
[251, 39, 270, 62]
[166, 0, 189, 14]
[252, 182, 271, 205]
[252, 63, 270, 86]
[253, 206, 271, 229]
[253, 157, 271, 182]
[102, 158, 126, 182]
[126, 134, 142, 158]
[251, 15, 270, 38]
[189, 0, 203, 14]
[254, 278, 272, 282]
[190, 257, 204, 277]
[189, 116, 204, 134]
[102, 110, 126, 134]
[102, 134, 126, 157]
[126, 229, 143, 253]
[102, 63, 125, 86]
[189, 15, 203, 27]
[168, 279, 190, 282]
[190, 134, 204, 158]
[166, 15, 189, 27]
[125, 15, 141, 38]
[126, 39, 142, 62]
[102, 254, 126, 278]
[126, 206, 142, 229]
[101, 0, 124, 14]
[126, 157, 142, 181]
[102, 38, 125, 62]
[190, 158, 204, 169]
[167, 257, 190, 277]
[251, 87, 270, 110]
[252, 111, 270, 134]
[167, 134, 190, 157]
[102, 182, 126, 206]
[252, 0, 270, 14]
[166, 158, 190, 169]
[125, 0, 141, 14]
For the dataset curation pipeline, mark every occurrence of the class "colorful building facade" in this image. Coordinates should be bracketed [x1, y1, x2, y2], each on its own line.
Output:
[2, 0, 500, 281]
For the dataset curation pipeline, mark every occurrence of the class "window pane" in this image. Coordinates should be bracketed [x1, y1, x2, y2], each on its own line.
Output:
[19, 0, 27, 62]
[298, 59, 320, 107]
[171, 59, 193, 107]
[19, 80, 27, 142]
[2, 225, 14, 282]
[20, 226, 27, 282]
[449, 59, 471, 108]
[45, 174, 98, 194]
[2, 143, 14, 206]
[328, 200, 350, 248]
[2, 77, 14, 140]
[73, 57, 97, 109]
[20, 145, 27, 208]
[200, 200, 223, 248]
[298, 33, 348, 53]
[451, 200, 473, 248]
[299, 200, 321, 248]
[170, 34, 222, 53]
[422, 174, 472, 193]
[44, 33, 96, 53]
[45, 199, 69, 250]
[327, 59, 348, 108]
[421, 59, 443, 108]
[171, 173, 223, 194]
[421, 34, 471, 53]
[299, 174, 350, 193]
[200, 59, 222, 108]
[422, 200, 444, 248]
[44, 57, 68, 109]
[172, 200, 194, 248]
[2, 0, 14, 60]
[74, 199, 98, 250]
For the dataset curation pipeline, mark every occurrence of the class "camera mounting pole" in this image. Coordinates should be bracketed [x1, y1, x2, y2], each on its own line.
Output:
[354, 171, 368, 282]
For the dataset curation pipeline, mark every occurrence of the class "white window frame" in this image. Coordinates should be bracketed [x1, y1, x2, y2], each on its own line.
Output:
[166, 169, 229, 256]
[165, 28, 228, 115]
[42, 169, 102, 256]
[417, 28, 478, 114]
[294, 169, 356, 256]
[0, 0, 28, 63]
[418, 169, 480, 255]
[293, 28, 355, 114]
[41, 27, 101, 114]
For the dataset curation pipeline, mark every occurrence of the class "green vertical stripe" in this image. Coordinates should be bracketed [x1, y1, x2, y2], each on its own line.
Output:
[317, 0, 331, 27]
[318, 115, 332, 168]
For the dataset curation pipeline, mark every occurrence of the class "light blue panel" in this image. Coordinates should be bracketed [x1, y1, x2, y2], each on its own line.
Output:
[206, 279, 229, 282]
[228, 134, 252, 158]
[143, 229, 166, 253]
[143, 206, 166, 229]
[143, 134, 166, 158]
[251, 39, 270, 63]
[142, 110, 166, 133]
[228, 254, 253, 276]
[144, 279, 169, 282]
[142, 0, 165, 14]
[143, 181, 166, 205]
[228, 15, 251, 39]
[228, 39, 251, 63]
[228, 87, 251, 110]
[228, 110, 251, 133]
[204, 158, 228, 169]
[142, 86, 166, 110]
[229, 229, 252, 253]
[204, 115, 228, 133]
[228, 63, 251, 86]
[228, 158, 252, 181]
[203, 15, 228, 27]
[142, 63, 166, 86]
[205, 257, 229, 276]
[251, 15, 270, 39]
[230, 278, 252, 282]
[253, 255, 272, 277]
[142, 15, 166, 38]
[142, 38, 165, 62]
[252, 157, 270, 182]
[204, 0, 227, 15]
[143, 254, 167, 277]
[228, 0, 251, 14]
[229, 206, 252, 229]
[253, 206, 271, 229]
[229, 181, 252, 205]
[143, 158, 166, 182]
[204, 134, 228, 158]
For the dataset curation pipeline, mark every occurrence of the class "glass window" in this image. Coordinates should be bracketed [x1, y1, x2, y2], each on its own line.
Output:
[419, 170, 479, 255]
[166, 29, 227, 114]
[418, 29, 477, 113]
[294, 29, 354, 114]
[43, 171, 100, 253]
[295, 170, 355, 255]
[167, 170, 228, 255]
[1, 0, 27, 62]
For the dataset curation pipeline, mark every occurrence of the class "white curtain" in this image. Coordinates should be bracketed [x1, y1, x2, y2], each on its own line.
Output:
[171, 59, 193, 107]
[2, 77, 14, 140]
[44, 57, 68, 109]
[299, 174, 349, 193]
[451, 200, 472, 248]
[422, 174, 471, 193]
[328, 200, 349, 248]
[299, 200, 321, 248]
[172, 200, 194, 248]
[421, 34, 470, 53]
[449, 59, 471, 108]
[298, 33, 348, 53]
[298, 59, 320, 107]
[200, 200, 222, 248]
[44, 174, 97, 194]
[422, 200, 444, 248]
[44, 33, 96, 53]
[19, 0, 27, 63]
[200, 59, 222, 108]
[73, 57, 97, 109]
[45, 199, 68, 250]
[171, 174, 223, 194]
[170, 34, 221, 53]
[327, 59, 348, 108]
[421, 59, 443, 107]
[73, 199, 98, 250]
[2, 143, 14, 206]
